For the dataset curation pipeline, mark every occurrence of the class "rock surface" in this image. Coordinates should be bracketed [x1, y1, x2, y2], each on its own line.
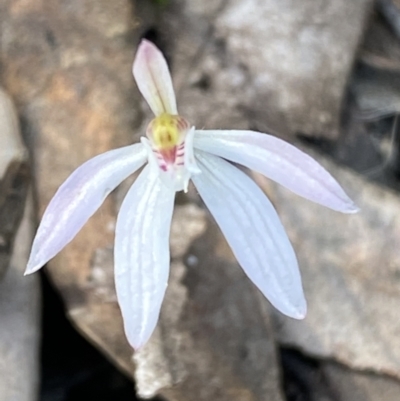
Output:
[281, 349, 400, 401]
[0, 196, 41, 401]
[159, 0, 372, 139]
[322, 362, 400, 401]
[0, 89, 29, 280]
[0, 87, 39, 401]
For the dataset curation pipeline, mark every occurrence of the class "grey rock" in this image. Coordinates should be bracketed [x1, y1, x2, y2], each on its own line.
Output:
[0, 89, 29, 280]
[352, 14, 400, 120]
[0, 90, 26, 179]
[0, 86, 37, 400]
[161, 0, 372, 138]
[0, 196, 41, 401]
[321, 362, 400, 401]
[281, 349, 400, 401]
[377, 0, 400, 42]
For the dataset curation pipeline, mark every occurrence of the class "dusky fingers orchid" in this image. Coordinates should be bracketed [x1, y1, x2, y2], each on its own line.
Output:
[26, 39, 358, 350]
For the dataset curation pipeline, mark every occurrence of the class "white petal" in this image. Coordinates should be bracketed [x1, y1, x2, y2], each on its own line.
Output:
[133, 39, 178, 116]
[194, 130, 358, 213]
[25, 144, 147, 275]
[192, 151, 306, 319]
[115, 166, 175, 349]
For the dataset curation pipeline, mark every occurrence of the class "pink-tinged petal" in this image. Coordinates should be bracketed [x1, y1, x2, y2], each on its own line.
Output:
[133, 39, 178, 116]
[25, 144, 147, 275]
[192, 150, 306, 319]
[115, 166, 175, 350]
[194, 130, 358, 213]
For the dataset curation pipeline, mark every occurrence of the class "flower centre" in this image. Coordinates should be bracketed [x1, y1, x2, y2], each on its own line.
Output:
[143, 113, 200, 192]
[146, 113, 190, 170]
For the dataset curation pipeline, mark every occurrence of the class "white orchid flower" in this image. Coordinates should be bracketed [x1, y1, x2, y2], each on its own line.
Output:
[25, 40, 358, 350]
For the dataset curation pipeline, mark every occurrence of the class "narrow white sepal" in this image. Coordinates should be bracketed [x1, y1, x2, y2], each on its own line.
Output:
[114, 165, 175, 350]
[194, 130, 358, 213]
[25, 144, 147, 275]
[133, 39, 178, 116]
[184, 127, 201, 175]
[182, 126, 201, 192]
[192, 150, 306, 319]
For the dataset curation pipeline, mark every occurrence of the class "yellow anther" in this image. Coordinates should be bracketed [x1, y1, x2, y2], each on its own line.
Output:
[147, 113, 189, 150]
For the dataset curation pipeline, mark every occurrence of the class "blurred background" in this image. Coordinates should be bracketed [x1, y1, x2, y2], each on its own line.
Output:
[1, 0, 400, 400]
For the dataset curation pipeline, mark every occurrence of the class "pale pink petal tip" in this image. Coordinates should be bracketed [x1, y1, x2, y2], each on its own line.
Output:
[138, 38, 159, 54]
[132, 342, 144, 352]
[133, 39, 177, 116]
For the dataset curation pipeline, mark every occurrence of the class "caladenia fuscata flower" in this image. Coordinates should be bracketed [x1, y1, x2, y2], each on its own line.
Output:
[25, 39, 358, 350]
